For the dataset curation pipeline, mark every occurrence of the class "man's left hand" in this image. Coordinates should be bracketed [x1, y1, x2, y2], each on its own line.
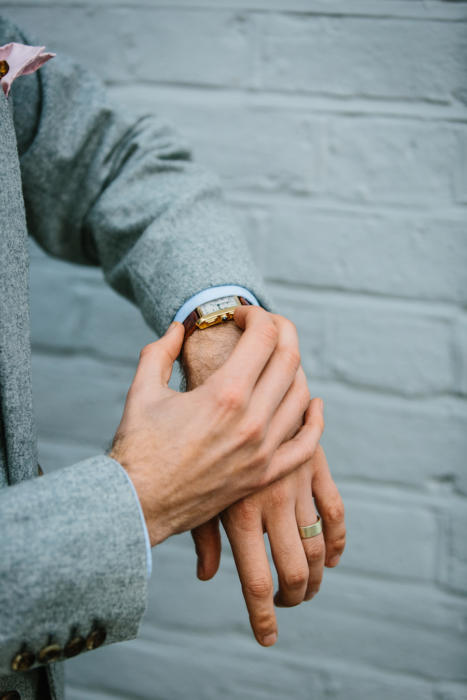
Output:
[182, 316, 346, 647]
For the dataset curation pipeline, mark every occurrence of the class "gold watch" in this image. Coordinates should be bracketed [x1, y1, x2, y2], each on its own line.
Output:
[182, 295, 251, 339]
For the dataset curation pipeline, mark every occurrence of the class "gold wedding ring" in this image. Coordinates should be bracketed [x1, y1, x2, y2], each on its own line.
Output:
[298, 516, 322, 539]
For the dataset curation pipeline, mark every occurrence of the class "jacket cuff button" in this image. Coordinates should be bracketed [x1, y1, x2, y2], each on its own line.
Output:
[37, 643, 61, 664]
[10, 649, 35, 672]
[64, 635, 86, 659]
[85, 625, 106, 651]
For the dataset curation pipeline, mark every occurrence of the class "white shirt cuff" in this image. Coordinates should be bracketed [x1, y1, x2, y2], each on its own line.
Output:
[173, 285, 260, 324]
[110, 458, 152, 579]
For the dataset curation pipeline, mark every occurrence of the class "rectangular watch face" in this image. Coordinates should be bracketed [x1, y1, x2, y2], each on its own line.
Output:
[197, 295, 239, 316]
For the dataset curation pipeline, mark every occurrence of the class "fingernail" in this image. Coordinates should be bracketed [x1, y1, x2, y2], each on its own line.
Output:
[165, 321, 178, 335]
[317, 398, 324, 414]
[262, 633, 277, 646]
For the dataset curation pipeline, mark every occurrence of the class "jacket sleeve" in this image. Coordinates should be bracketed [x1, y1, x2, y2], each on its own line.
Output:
[0, 455, 148, 675]
[6, 20, 270, 337]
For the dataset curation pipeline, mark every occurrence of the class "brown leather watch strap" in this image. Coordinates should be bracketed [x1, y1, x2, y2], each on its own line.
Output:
[183, 296, 251, 340]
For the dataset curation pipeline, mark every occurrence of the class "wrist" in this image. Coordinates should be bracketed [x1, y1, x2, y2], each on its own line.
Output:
[181, 321, 243, 389]
[109, 445, 168, 548]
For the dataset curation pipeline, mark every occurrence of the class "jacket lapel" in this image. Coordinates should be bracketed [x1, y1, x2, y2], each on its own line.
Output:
[0, 89, 37, 485]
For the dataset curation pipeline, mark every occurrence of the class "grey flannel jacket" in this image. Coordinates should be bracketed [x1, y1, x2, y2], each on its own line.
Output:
[0, 16, 266, 700]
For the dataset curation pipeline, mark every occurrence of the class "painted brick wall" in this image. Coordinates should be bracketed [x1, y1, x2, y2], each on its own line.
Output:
[4, 2, 467, 699]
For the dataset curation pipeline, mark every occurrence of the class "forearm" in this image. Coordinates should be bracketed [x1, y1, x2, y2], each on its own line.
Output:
[5, 12, 270, 336]
[0, 457, 148, 674]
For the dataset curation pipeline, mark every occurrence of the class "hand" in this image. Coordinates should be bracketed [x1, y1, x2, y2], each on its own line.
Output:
[109, 306, 324, 547]
[221, 445, 345, 646]
[193, 445, 345, 646]
[185, 317, 345, 646]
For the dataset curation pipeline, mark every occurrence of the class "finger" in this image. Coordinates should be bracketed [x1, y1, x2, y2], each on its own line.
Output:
[311, 446, 346, 567]
[222, 507, 278, 647]
[264, 510, 309, 608]
[248, 317, 301, 425]
[132, 322, 185, 392]
[295, 478, 325, 601]
[263, 366, 310, 452]
[265, 398, 324, 484]
[191, 517, 221, 580]
[213, 307, 278, 395]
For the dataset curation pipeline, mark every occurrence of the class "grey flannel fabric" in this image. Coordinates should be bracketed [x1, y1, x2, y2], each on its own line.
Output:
[0, 14, 267, 700]
[10, 26, 270, 335]
[0, 38, 148, 700]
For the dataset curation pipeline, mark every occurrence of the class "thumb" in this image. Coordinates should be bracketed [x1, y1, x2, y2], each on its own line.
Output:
[133, 321, 185, 391]
[191, 518, 222, 581]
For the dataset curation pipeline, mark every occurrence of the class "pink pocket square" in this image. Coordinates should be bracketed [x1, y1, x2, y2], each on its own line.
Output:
[0, 42, 55, 97]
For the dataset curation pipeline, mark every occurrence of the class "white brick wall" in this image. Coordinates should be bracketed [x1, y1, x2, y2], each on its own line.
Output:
[4, 2, 467, 698]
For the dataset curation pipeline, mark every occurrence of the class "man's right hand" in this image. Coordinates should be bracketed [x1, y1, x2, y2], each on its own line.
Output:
[109, 307, 324, 548]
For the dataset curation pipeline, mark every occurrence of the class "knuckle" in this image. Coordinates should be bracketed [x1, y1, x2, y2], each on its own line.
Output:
[280, 345, 301, 374]
[239, 417, 267, 447]
[282, 569, 308, 591]
[139, 342, 157, 360]
[216, 385, 246, 414]
[253, 465, 273, 491]
[248, 419, 267, 445]
[324, 499, 345, 525]
[244, 577, 273, 600]
[328, 533, 346, 555]
[252, 444, 273, 475]
[285, 317, 298, 335]
[225, 499, 259, 532]
[305, 541, 325, 564]
[277, 315, 297, 335]
[268, 485, 290, 509]
[258, 320, 279, 347]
